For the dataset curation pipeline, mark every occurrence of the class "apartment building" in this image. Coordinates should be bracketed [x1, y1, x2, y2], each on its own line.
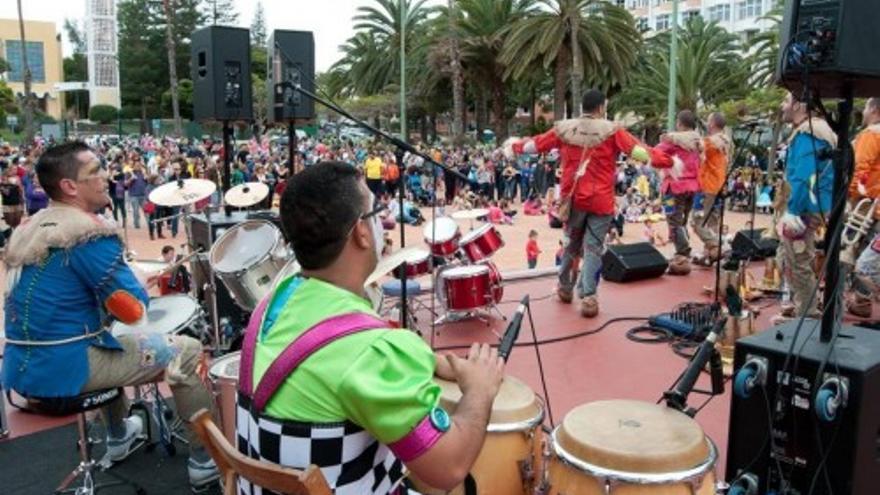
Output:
[623, 0, 777, 40]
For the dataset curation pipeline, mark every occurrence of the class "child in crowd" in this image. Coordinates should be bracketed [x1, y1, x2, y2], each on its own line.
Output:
[644, 219, 666, 246]
[555, 240, 564, 266]
[523, 193, 544, 215]
[526, 230, 541, 269]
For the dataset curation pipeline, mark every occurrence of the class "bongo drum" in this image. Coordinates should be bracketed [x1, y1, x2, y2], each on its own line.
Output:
[411, 376, 545, 494]
[548, 400, 717, 495]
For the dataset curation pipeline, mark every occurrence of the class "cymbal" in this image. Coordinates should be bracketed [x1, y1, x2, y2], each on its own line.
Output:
[148, 179, 216, 207]
[225, 182, 269, 208]
[452, 208, 489, 220]
[366, 247, 430, 286]
[129, 259, 169, 275]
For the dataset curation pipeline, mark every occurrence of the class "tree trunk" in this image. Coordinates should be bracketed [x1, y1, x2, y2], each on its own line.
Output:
[420, 114, 428, 143]
[17, 0, 35, 144]
[448, 0, 465, 145]
[475, 89, 486, 141]
[553, 44, 570, 121]
[491, 75, 507, 141]
[163, 0, 182, 136]
[529, 86, 537, 130]
[569, 13, 583, 118]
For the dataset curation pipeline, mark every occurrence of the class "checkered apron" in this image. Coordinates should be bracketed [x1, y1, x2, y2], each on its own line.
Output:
[237, 303, 409, 495]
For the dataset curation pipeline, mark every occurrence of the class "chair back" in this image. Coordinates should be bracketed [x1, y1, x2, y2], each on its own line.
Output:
[189, 409, 332, 495]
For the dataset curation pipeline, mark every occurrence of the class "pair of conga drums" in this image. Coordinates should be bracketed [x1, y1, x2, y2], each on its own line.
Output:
[413, 378, 717, 495]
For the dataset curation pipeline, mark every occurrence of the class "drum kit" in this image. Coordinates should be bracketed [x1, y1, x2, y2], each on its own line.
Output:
[415, 211, 507, 324]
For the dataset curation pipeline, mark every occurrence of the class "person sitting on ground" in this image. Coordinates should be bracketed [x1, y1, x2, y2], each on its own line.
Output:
[486, 200, 509, 225]
[523, 193, 545, 215]
[500, 199, 518, 220]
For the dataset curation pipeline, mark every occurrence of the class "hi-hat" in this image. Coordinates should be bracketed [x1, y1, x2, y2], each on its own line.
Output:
[225, 182, 270, 208]
[452, 208, 489, 220]
[149, 179, 216, 207]
[366, 247, 429, 286]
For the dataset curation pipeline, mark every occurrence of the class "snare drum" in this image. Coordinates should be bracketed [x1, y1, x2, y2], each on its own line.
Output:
[394, 248, 432, 279]
[111, 294, 207, 339]
[547, 400, 718, 495]
[210, 220, 292, 310]
[459, 224, 505, 263]
[411, 376, 544, 494]
[441, 264, 492, 311]
[208, 352, 240, 445]
[424, 217, 461, 257]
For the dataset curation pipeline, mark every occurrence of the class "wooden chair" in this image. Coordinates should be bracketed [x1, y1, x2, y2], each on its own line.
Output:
[189, 409, 332, 495]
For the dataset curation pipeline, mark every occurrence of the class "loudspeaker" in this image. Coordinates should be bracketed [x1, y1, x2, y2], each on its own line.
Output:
[601, 242, 668, 283]
[778, 0, 880, 98]
[732, 228, 779, 259]
[726, 321, 880, 494]
[191, 26, 253, 121]
[268, 30, 315, 122]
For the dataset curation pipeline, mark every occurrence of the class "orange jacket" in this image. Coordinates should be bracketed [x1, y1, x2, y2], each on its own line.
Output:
[850, 125, 880, 201]
[700, 133, 730, 195]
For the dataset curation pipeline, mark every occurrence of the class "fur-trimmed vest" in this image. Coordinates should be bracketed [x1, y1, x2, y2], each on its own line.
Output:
[657, 130, 703, 195]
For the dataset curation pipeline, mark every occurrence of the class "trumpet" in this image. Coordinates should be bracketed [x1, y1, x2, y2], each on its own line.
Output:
[841, 197, 879, 265]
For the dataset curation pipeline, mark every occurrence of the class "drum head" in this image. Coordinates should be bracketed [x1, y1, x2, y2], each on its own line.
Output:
[555, 400, 708, 473]
[444, 264, 489, 279]
[209, 351, 241, 379]
[459, 223, 493, 244]
[402, 248, 430, 264]
[111, 295, 199, 336]
[435, 376, 542, 427]
[424, 217, 458, 243]
[210, 220, 281, 274]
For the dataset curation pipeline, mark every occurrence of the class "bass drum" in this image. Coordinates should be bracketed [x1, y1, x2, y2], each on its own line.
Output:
[547, 400, 718, 495]
[410, 376, 544, 494]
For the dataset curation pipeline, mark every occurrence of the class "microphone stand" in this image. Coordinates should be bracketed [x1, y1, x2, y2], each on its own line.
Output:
[525, 299, 555, 427]
[703, 123, 759, 301]
[275, 81, 469, 328]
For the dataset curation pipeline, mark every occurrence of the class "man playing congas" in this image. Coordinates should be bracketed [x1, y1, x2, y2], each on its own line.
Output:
[236, 161, 505, 494]
[0, 142, 219, 491]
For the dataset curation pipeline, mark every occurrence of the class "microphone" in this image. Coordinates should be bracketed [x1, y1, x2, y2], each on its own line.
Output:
[664, 317, 725, 414]
[498, 294, 529, 361]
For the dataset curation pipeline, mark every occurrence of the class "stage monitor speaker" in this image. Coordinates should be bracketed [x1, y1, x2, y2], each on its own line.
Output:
[268, 30, 315, 122]
[726, 321, 880, 494]
[601, 242, 668, 283]
[778, 0, 880, 98]
[732, 228, 779, 259]
[191, 26, 253, 121]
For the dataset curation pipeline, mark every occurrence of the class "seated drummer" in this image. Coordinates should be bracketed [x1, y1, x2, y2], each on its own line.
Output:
[237, 161, 504, 494]
[0, 142, 219, 491]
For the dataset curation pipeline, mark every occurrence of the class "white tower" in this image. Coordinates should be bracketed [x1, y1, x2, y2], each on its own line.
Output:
[85, 0, 120, 109]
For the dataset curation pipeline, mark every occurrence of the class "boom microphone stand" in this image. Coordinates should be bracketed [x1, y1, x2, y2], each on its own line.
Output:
[274, 81, 469, 328]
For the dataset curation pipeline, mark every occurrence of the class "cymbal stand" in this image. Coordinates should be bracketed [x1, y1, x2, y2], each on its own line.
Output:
[181, 204, 222, 354]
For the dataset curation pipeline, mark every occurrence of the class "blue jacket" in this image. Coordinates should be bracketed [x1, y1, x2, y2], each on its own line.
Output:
[785, 123, 835, 215]
[2, 236, 149, 397]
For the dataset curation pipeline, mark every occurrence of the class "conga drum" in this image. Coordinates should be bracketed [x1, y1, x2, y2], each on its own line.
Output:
[548, 400, 717, 495]
[411, 376, 545, 494]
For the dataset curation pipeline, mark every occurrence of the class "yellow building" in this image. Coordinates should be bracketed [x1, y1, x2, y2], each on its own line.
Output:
[0, 19, 65, 120]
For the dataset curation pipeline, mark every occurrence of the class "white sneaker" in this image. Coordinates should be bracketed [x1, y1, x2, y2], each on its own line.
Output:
[188, 457, 220, 492]
[106, 415, 144, 462]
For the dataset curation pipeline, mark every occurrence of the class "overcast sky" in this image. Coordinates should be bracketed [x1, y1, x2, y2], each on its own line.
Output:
[0, 0, 442, 72]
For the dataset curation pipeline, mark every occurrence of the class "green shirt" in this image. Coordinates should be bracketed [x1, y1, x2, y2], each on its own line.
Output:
[253, 276, 441, 444]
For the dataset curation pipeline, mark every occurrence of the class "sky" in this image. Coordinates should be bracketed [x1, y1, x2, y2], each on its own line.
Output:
[0, 0, 442, 72]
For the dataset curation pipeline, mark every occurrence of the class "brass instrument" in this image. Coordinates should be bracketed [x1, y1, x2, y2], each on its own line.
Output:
[841, 197, 879, 265]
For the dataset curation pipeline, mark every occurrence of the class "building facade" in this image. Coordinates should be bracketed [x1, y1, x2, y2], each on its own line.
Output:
[624, 0, 776, 40]
[0, 19, 65, 120]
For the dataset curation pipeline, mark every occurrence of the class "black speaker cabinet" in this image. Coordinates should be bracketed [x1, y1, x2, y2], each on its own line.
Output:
[191, 26, 253, 121]
[601, 242, 668, 283]
[732, 228, 779, 260]
[726, 322, 880, 494]
[268, 30, 315, 122]
[778, 0, 880, 97]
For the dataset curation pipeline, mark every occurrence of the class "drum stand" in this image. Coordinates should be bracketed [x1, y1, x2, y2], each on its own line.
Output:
[182, 206, 223, 354]
[128, 382, 188, 457]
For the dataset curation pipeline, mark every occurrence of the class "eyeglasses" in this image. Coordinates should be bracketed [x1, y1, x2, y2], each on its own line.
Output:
[346, 202, 388, 237]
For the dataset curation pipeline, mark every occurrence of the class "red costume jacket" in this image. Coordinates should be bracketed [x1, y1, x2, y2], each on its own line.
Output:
[514, 117, 673, 215]
[656, 130, 703, 196]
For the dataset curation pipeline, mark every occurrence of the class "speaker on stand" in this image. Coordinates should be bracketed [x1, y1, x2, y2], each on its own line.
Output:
[268, 30, 315, 177]
[190, 26, 253, 351]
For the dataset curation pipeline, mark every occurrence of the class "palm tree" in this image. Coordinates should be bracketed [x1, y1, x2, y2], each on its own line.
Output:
[748, 4, 783, 87]
[16, 0, 35, 143]
[447, 0, 464, 143]
[501, 0, 641, 120]
[457, 0, 535, 140]
[614, 17, 748, 124]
